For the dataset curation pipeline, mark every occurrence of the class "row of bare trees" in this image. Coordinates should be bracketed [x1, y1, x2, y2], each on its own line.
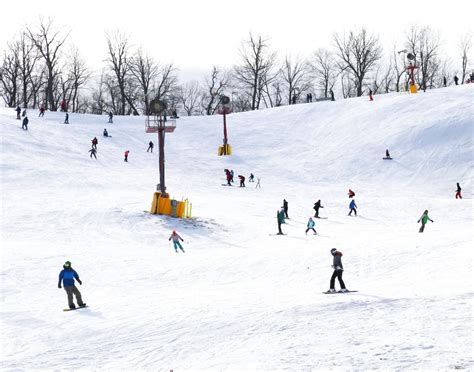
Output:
[1, 20, 472, 116]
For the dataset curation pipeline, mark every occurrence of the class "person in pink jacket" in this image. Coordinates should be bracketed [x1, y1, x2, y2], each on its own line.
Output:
[169, 230, 185, 253]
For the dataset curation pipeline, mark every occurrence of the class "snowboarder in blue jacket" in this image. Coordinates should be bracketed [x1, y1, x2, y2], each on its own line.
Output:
[348, 199, 357, 216]
[58, 261, 86, 309]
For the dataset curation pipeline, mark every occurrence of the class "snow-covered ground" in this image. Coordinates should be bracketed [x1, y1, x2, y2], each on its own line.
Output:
[1, 85, 473, 370]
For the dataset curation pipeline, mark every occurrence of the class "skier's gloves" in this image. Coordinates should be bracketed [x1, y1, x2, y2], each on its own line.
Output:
[58, 284, 62, 289]
[77, 280, 82, 285]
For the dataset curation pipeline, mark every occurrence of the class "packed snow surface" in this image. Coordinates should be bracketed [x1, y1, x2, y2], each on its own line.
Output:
[1, 85, 473, 370]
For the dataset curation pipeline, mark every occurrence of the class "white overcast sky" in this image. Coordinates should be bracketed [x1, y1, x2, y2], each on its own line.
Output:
[1, 0, 472, 82]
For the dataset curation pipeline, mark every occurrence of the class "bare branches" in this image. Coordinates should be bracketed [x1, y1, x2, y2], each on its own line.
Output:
[233, 33, 277, 110]
[459, 33, 472, 84]
[130, 48, 158, 114]
[405, 26, 441, 91]
[0, 41, 20, 107]
[280, 55, 312, 104]
[333, 28, 382, 96]
[27, 18, 69, 110]
[179, 81, 201, 116]
[201, 66, 229, 115]
[309, 48, 338, 98]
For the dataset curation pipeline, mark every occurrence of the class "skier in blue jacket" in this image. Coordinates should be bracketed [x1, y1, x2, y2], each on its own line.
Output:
[348, 199, 357, 216]
[58, 261, 86, 309]
[305, 217, 317, 235]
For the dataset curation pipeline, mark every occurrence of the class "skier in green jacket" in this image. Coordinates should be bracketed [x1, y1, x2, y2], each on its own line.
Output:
[277, 209, 285, 235]
[418, 210, 434, 233]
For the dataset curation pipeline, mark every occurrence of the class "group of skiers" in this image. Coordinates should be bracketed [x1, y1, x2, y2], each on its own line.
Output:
[223, 170, 259, 188]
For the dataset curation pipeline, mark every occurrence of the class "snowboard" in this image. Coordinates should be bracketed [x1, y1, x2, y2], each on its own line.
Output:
[382, 157, 392, 160]
[269, 233, 287, 236]
[221, 184, 232, 186]
[63, 305, 88, 311]
[323, 290, 358, 294]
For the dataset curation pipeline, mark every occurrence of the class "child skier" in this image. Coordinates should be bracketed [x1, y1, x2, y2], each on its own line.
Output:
[305, 217, 317, 235]
[328, 248, 347, 293]
[124, 150, 130, 162]
[21, 116, 29, 130]
[89, 148, 97, 159]
[455, 183, 462, 199]
[103, 128, 109, 137]
[169, 230, 185, 252]
[238, 175, 245, 187]
[249, 173, 255, 182]
[147, 141, 154, 153]
[313, 200, 323, 218]
[417, 210, 434, 233]
[64, 112, 69, 124]
[58, 261, 86, 309]
[348, 199, 357, 216]
[91, 137, 98, 150]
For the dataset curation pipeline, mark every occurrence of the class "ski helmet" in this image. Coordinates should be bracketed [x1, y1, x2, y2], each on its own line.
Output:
[330, 248, 337, 255]
[64, 261, 71, 267]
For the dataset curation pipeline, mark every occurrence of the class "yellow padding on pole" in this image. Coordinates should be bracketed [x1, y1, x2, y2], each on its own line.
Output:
[409, 84, 418, 94]
[218, 146, 223, 156]
[226, 144, 232, 155]
[150, 192, 159, 214]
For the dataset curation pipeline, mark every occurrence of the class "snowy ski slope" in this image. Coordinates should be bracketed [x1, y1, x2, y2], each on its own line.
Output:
[1, 85, 473, 370]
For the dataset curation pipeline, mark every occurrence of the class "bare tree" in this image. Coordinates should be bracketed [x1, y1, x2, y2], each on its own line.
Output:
[459, 33, 472, 83]
[27, 18, 69, 111]
[17, 32, 41, 108]
[90, 71, 107, 114]
[105, 31, 138, 115]
[201, 66, 229, 115]
[151, 63, 178, 105]
[179, 81, 201, 116]
[65, 48, 90, 112]
[333, 28, 383, 97]
[130, 48, 158, 114]
[280, 55, 312, 104]
[373, 61, 395, 94]
[261, 74, 283, 108]
[233, 33, 277, 110]
[405, 26, 441, 91]
[0, 41, 20, 107]
[30, 65, 46, 109]
[310, 48, 338, 98]
[392, 47, 407, 92]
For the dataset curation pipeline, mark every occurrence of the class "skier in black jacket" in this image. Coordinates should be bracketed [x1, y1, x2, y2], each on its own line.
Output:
[313, 200, 323, 218]
[283, 199, 289, 218]
[328, 248, 347, 292]
[22, 116, 29, 130]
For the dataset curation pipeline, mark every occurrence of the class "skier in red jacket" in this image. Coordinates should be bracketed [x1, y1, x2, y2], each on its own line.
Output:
[124, 150, 130, 162]
[238, 175, 245, 187]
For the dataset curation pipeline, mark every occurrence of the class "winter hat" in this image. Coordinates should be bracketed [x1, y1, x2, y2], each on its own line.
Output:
[330, 248, 337, 255]
[64, 261, 71, 267]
